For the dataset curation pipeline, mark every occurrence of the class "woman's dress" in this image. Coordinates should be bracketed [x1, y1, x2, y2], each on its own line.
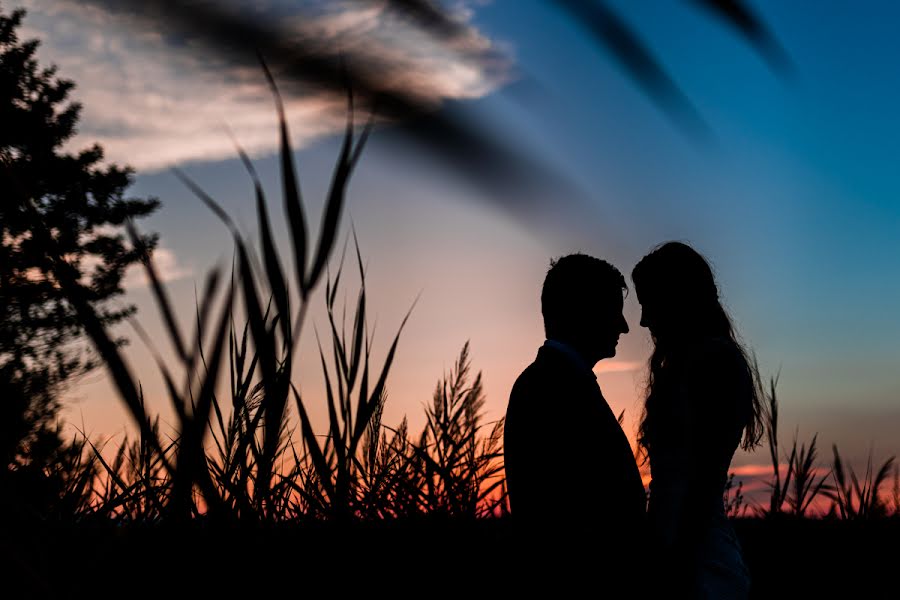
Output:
[646, 337, 752, 599]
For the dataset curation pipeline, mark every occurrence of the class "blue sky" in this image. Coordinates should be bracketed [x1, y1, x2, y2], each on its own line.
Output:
[19, 1, 900, 492]
[470, 0, 900, 430]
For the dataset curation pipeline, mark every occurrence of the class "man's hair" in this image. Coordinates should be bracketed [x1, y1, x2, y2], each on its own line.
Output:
[541, 253, 627, 338]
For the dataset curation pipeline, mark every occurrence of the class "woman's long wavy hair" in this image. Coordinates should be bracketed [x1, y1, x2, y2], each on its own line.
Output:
[632, 242, 763, 458]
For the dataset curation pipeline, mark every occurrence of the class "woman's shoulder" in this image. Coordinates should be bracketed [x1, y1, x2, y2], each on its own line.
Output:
[684, 337, 754, 392]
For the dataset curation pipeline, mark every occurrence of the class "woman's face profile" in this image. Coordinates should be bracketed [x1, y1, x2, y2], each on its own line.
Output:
[636, 285, 671, 341]
[636, 287, 656, 334]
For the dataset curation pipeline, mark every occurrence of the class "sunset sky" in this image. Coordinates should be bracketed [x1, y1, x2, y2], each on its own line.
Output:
[17, 0, 900, 501]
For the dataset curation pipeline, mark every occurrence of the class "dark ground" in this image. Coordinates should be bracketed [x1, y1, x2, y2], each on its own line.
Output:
[3, 517, 898, 598]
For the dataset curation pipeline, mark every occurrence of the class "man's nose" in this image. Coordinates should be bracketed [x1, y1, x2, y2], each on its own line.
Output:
[620, 314, 629, 334]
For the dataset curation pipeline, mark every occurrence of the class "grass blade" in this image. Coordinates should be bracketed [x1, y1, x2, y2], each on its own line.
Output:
[260, 53, 309, 296]
[126, 220, 187, 363]
[307, 87, 356, 291]
[232, 138, 292, 346]
[291, 383, 336, 502]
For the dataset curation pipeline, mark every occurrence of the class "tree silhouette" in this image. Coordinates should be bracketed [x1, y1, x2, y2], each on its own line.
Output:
[0, 6, 158, 477]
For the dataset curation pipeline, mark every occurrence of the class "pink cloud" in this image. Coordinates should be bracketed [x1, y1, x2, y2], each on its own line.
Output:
[595, 360, 644, 374]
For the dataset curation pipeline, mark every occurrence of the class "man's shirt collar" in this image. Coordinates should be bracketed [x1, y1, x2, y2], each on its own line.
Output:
[543, 339, 597, 380]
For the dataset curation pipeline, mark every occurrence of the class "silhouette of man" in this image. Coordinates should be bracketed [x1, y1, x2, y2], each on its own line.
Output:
[504, 254, 646, 590]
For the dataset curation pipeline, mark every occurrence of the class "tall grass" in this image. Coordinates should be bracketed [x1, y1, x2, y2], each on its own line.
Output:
[724, 473, 748, 518]
[27, 59, 364, 520]
[34, 62, 513, 524]
[827, 446, 895, 520]
[81, 414, 172, 522]
[280, 236, 415, 521]
[893, 463, 900, 516]
[751, 372, 900, 520]
[412, 342, 506, 518]
[785, 432, 831, 518]
[759, 374, 831, 517]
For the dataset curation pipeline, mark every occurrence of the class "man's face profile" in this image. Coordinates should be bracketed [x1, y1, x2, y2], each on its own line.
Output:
[571, 288, 628, 363]
[592, 290, 629, 360]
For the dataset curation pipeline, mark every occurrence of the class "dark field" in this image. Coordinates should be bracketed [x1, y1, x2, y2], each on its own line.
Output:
[5, 518, 897, 598]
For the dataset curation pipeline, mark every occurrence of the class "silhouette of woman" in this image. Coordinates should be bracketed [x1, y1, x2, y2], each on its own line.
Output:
[632, 242, 763, 599]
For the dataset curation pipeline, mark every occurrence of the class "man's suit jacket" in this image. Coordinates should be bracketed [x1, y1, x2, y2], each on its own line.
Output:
[504, 344, 647, 553]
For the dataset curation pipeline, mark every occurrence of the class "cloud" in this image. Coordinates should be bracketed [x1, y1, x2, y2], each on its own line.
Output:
[121, 247, 192, 290]
[13, 0, 512, 171]
[594, 360, 643, 374]
[730, 464, 774, 477]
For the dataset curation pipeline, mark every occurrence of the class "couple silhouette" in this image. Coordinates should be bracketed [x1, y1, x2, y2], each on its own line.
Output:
[504, 242, 763, 599]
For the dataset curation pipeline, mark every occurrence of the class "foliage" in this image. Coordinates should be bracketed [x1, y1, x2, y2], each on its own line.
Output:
[0, 6, 158, 472]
